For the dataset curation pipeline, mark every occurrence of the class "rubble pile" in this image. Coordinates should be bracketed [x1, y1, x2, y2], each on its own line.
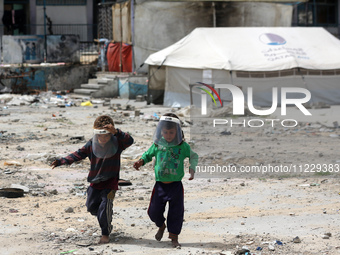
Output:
[0, 92, 340, 254]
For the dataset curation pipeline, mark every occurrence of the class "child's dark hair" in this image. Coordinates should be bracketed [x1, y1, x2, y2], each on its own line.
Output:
[93, 115, 114, 129]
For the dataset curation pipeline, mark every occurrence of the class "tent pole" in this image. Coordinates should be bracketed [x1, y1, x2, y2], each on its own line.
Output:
[212, 2, 216, 27]
[131, 0, 135, 72]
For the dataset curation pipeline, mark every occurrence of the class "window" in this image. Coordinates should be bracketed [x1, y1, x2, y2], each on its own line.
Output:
[297, 0, 337, 26]
[36, 0, 86, 5]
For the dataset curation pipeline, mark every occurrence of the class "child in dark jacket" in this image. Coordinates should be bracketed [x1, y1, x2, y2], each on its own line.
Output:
[133, 113, 198, 248]
[51, 115, 133, 244]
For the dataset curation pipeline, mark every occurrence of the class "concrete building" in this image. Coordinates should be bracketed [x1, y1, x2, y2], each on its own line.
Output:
[102, 0, 340, 73]
[0, 0, 339, 72]
[0, 0, 97, 41]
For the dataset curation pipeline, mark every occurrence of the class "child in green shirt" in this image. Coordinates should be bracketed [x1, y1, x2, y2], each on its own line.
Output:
[133, 113, 198, 247]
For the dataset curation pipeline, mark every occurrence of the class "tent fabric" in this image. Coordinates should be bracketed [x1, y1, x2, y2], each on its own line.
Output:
[232, 75, 307, 107]
[107, 42, 120, 72]
[107, 42, 132, 72]
[146, 27, 340, 107]
[148, 65, 166, 104]
[163, 67, 232, 107]
[162, 66, 340, 107]
[303, 76, 340, 105]
[122, 44, 132, 72]
[145, 27, 340, 71]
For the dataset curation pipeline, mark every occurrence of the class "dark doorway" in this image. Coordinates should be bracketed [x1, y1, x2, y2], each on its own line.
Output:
[3, 0, 30, 35]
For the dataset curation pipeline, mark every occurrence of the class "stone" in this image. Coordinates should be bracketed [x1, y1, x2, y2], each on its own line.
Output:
[64, 207, 74, 213]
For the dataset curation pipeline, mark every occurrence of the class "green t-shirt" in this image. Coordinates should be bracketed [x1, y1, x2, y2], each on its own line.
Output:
[141, 141, 198, 182]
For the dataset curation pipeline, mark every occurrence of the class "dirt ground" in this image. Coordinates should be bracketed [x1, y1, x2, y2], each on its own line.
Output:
[0, 94, 340, 255]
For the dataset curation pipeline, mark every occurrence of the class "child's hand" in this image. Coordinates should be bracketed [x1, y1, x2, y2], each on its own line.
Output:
[189, 169, 195, 180]
[133, 159, 144, 170]
[50, 160, 59, 169]
[103, 124, 117, 135]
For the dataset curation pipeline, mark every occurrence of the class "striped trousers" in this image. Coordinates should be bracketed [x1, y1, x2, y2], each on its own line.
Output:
[86, 186, 116, 236]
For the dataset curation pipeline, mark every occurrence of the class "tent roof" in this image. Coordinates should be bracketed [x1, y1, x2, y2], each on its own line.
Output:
[145, 27, 340, 71]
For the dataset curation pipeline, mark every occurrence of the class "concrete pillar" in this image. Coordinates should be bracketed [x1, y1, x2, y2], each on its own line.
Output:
[30, 0, 37, 34]
[87, 0, 93, 41]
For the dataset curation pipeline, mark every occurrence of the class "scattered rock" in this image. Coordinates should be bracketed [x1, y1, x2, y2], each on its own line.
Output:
[64, 207, 74, 213]
[235, 248, 250, 255]
[293, 236, 301, 243]
[220, 131, 231, 135]
[324, 232, 332, 237]
[49, 189, 58, 195]
[16, 146, 25, 151]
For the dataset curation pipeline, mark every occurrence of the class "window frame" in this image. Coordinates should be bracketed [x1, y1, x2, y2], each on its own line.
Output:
[36, 0, 87, 6]
[296, 0, 338, 27]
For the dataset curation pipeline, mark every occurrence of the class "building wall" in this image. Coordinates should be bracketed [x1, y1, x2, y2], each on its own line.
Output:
[216, 2, 292, 27]
[0, 0, 3, 37]
[35, 6, 87, 25]
[134, 1, 214, 73]
[2, 35, 44, 64]
[2, 35, 80, 64]
[0, 65, 96, 92]
[35, 5, 87, 40]
[0, 0, 93, 41]
[134, 1, 293, 73]
[44, 64, 96, 91]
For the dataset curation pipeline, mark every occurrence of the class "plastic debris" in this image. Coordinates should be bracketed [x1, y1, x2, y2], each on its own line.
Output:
[4, 161, 22, 166]
[60, 249, 78, 254]
[80, 101, 93, 106]
[268, 244, 275, 251]
[153, 112, 160, 119]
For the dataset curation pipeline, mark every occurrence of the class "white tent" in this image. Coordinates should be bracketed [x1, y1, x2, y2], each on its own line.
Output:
[145, 27, 340, 107]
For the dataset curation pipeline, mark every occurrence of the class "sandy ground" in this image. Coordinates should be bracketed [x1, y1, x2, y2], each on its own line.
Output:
[0, 94, 340, 255]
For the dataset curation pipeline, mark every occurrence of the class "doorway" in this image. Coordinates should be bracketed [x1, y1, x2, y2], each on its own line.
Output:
[3, 0, 30, 35]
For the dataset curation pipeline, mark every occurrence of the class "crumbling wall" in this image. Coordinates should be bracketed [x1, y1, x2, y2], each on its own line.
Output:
[2, 35, 80, 64]
[44, 65, 96, 91]
[2, 36, 44, 64]
[0, 65, 96, 93]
